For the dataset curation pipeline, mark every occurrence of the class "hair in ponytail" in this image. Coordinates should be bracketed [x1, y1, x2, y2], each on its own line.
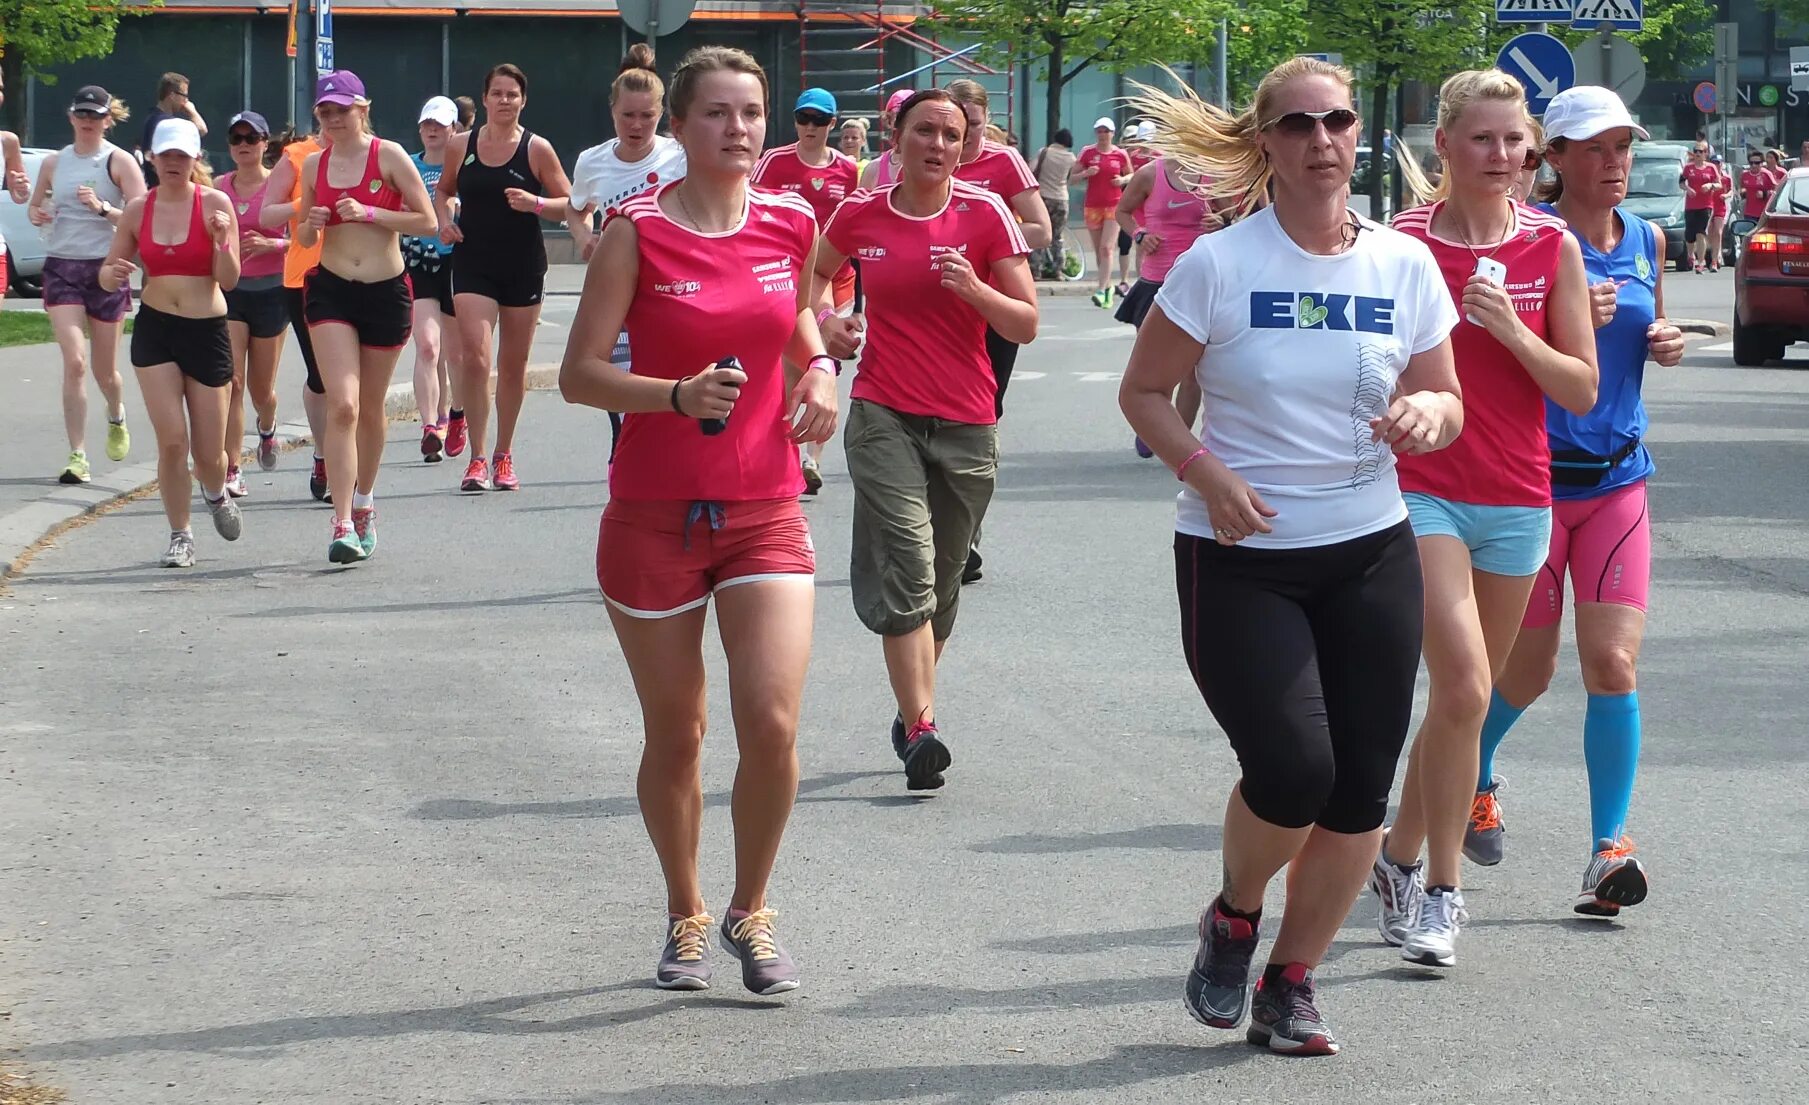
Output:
[613, 42, 665, 106]
[107, 97, 131, 127]
[1129, 57, 1355, 220]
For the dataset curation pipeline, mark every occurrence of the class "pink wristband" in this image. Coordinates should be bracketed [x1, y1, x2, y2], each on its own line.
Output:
[1175, 447, 1209, 481]
[816, 307, 836, 327]
[535, 195, 545, 214]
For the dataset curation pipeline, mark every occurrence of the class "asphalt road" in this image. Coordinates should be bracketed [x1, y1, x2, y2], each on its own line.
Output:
[3, 294, 1808, 1104]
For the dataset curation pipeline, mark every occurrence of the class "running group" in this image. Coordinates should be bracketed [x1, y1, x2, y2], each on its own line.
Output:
[8, 49, 1684, 1059]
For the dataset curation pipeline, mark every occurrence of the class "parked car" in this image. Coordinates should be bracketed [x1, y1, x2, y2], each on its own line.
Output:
[0, 147, 51, 297]
[1622, 141, 1691, 271]
[1732, 167, 1809, 366]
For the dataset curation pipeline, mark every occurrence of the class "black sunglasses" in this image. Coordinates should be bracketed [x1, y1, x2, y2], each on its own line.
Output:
[227, 130, 263, 145]
[1263, 108, 1359, 136]
[795, 112, 834, 127]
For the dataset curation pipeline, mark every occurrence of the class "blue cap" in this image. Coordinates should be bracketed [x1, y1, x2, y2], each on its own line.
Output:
[795, 88, 837, 118]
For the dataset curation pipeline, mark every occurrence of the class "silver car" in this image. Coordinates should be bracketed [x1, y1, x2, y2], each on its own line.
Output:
[1, 147, 51, 297]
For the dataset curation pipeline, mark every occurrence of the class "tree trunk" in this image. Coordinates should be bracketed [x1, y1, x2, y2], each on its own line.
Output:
[1368, 73, 1389, 216]
[0, 51, 25, 137]
[1046, 38, 1065, 145]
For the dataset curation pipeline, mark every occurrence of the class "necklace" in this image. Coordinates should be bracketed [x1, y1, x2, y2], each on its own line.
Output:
[1450, 199, 1514, 261]
[673, 182, 741, 234]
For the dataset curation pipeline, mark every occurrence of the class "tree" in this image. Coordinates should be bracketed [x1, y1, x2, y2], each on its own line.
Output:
[1550, 0, 1713, 82]
[0, 1, 147, 135]
[941, 1, 1235, 142]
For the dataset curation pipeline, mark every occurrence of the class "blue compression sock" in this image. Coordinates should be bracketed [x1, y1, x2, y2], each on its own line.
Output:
[1583, 691, 1641, 848]
[1477, 690, 1527, 792]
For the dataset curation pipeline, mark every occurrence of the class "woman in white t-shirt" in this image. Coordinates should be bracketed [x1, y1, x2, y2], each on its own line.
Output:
[565, 46, 687, 456]
[1119, 56, 1461, 1057]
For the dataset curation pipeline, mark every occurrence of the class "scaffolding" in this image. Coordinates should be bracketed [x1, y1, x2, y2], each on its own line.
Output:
[797, 2, 1014, 135]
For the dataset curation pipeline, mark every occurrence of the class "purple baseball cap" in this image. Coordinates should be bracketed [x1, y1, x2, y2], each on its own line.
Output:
[313, 71, 366, 108]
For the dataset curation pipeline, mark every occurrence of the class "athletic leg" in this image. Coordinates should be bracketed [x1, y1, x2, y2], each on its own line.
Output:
[135, 362, 194, 533]
[454, 293, 499, 462]
[491, 302, 540, 455]
[50, 306, 95, 453]
[354, 344, 402, 496]
[312, 323, 363, 526]
[226, 320, 251, 471]
[410, 298, 443, 425]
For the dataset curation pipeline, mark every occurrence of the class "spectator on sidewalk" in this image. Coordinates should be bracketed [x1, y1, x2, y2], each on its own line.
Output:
[1030, 128, 1076, 280]
[138, 73, 208, 188]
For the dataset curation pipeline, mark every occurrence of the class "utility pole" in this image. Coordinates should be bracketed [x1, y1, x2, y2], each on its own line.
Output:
[1214, 21, 1227, 107]
[293, 1, 314, 133]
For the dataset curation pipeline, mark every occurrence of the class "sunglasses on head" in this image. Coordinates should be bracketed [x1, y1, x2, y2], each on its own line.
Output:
[228, 130, 263, 145]
[795, 112, 833, 127]
[1263, 108, 1359, 136]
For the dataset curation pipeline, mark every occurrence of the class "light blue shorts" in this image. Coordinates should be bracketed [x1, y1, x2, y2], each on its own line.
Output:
[1402, 492, 1553, 578]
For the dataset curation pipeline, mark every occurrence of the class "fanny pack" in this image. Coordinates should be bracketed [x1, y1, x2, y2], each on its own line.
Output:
[1550, 438, 1641, 489]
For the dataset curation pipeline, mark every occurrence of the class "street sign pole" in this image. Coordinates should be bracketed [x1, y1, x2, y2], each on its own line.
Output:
[293, 1, 313, 132]
[1714, 21, 1737, 158]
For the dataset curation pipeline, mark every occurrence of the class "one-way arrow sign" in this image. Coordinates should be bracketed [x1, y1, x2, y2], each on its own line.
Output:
[1497, 32, 1575, 115]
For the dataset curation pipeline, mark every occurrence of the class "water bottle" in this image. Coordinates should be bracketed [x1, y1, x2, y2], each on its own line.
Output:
[700, 356, 740, 436]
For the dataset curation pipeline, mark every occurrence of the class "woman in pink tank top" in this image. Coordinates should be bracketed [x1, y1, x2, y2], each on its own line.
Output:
[218, 110, 290, 492]
[1113, 155, 1225, 455]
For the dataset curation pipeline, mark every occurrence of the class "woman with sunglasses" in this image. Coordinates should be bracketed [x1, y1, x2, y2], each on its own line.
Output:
[218, 111, 289, 492]
[98, 118, 243, 567]
[813, 88, 1037, 793]
[436, 62, 573, 493]
[1372, 70, 1597, 970]
[1741, 149, 1779, 220]
[1473, 86, 1686, 920]
[1121, 59, 1460, 1055]
[566, 46, 688, 460]
[754, 87, 860, 496]
[296, 70, 438, 564]
[559, 45, 837, 996]
[27, 86, 145, 485]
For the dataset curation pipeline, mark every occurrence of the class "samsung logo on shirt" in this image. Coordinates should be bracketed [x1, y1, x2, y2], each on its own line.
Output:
[1250, 292, 1395, 334]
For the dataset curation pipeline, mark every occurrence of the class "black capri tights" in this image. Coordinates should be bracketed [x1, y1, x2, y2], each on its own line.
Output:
[1175, 520, 1423, 834]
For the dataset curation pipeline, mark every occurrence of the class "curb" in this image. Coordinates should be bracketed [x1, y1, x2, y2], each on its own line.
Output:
[1, 365, 562, 583]
[1674, 318, 1729, 338]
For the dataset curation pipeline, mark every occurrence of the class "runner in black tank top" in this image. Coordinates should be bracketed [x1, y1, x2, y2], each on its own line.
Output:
[433, 62, 572, 492]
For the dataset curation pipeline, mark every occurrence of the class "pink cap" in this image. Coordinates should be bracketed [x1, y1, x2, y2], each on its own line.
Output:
[885, 89, 914, 115]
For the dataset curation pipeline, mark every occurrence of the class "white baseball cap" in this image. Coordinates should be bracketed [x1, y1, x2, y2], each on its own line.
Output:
[149, 117, 202, 157]
[1542, 86, 1649, 142]
[1093, 116, 1116, 133]
[1136, 121, 1157, 141]
[419, 96, 458, 127]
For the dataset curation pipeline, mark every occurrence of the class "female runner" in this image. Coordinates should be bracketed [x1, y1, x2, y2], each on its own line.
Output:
[566, 46, 688, 459]
[98, 118, 243, 566]
[407, 95, 464, 462]
[295, 71, 438, 563]
[558, 46, 837, 996]
[1477, 86, 1686, 917]
[1372, 70, 1598, 969]
[1122, 58, 1460, 1055]
[27, 86, 145, 484]
[436, 63, 573, 492]
[218, 110, 289, 490]
[813, 89, 1038, 791]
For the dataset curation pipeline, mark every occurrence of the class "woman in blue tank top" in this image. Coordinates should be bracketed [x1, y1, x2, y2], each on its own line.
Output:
[1468, 87, 1687, 920]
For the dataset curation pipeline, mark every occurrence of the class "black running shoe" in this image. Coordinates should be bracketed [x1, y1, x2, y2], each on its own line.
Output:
[1184, 900, 1259, 1029]
[890, 715, 908, 762]
[1246, 963, 1339, 1055]
[963, 546, 983, 584]
[900, 718, 949, 791]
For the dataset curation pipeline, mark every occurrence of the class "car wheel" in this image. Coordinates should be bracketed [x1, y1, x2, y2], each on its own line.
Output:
[1732, 319, 1770, 366]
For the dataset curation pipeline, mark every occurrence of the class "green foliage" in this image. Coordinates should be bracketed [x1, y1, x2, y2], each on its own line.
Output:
[1550, 0, 1714, 82]
[0, 0, 152, 131]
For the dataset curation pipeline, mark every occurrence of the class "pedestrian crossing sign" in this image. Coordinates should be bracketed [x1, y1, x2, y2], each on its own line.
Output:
[1497, 0, 1573, 23]
[1570, 0, 1642, 31]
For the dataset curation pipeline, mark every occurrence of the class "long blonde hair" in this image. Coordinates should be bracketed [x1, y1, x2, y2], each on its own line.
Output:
[1397, 69, 1535, 206]
[1128, 56, 1355, 219]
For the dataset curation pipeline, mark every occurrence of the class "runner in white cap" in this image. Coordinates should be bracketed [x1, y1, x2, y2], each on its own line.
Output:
[1074, 115, 1131, 308]
[406, 95, 463, 462]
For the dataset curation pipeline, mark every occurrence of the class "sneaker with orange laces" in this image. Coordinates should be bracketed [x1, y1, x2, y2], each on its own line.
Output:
[656, 911, 714, 990]
[1462, 776, 1506, 867]
[719, 906, 799, 995]
[461, 457, 490, 492]
[492, 451, 520, 491]
[1575, 837, 1648, 917]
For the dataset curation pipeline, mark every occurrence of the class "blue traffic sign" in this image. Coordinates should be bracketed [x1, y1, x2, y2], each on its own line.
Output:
[1497, 32, 1575, 117]
[1571, 0, 1642, 32]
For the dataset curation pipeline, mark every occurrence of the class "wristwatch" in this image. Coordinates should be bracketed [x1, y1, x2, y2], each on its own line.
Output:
[1133, 229, 1148, 244]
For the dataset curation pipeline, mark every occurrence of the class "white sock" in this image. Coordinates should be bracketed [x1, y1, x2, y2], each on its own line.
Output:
[202, 485, 225, 503]
[352, 490, 374, 511]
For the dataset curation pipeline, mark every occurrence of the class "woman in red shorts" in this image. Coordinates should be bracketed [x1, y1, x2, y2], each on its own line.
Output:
[558, 46, 837, 998]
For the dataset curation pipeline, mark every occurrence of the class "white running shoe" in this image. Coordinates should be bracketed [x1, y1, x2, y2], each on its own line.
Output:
[1401, 887, 1467, 967]
[207, 494, 243, 542]
[1369, 850, 1423, 947]
[1574, 837, 1649, 917]
[162, 530, 196, 568]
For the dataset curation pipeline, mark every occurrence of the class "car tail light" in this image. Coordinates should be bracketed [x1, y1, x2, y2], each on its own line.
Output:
[1747, 232, 1808, 254]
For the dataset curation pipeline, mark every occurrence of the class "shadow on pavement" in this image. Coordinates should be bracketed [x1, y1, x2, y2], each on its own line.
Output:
[246, 588, 600, 618]
[410, 771, 899, 822]
[970, 823, 1221, 855]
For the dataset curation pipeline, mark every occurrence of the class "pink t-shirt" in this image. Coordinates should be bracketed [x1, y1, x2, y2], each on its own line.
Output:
[221, 170, 286, 281]
[1076, 145, 1132, 209]
[954, 141, 1037, 207]
[1682, 162, 1720, 211]
[1741, 167, 1776, 218]
[825, 180, 1029, 426]
[753, 143, 860, 227]
[609, 183, 817, 502]
[1392, 201, 1567, 508]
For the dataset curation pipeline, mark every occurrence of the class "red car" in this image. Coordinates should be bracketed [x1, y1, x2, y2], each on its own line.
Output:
[1733, 167, 1809, 365]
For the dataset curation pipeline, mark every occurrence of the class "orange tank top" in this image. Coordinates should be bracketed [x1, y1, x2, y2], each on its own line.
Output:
[282, 135, 324, 288]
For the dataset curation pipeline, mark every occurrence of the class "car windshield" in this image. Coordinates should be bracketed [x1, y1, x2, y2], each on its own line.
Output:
[1775, 177, 1809, 214]
[1627, 157, 1683, 198]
